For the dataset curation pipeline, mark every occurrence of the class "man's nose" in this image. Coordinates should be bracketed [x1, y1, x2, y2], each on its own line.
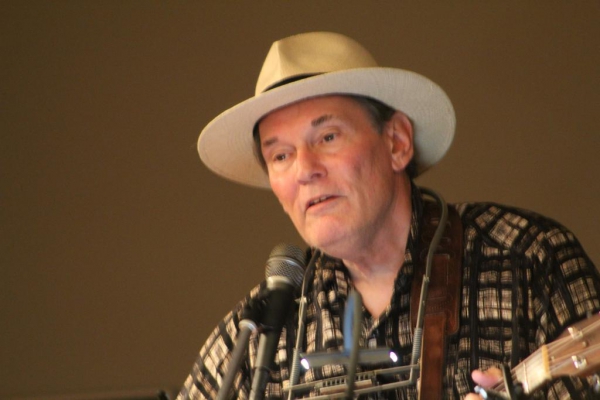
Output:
[295, 149, 326, 183]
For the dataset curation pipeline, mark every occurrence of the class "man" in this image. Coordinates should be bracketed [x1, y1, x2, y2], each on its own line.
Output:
[178, 32, 600, 399]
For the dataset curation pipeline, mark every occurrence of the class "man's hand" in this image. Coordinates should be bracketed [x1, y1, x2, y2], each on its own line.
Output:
[464, 367, 503, 400]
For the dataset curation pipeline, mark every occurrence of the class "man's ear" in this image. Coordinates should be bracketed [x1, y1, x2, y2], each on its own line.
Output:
[386, 111, 414, 172]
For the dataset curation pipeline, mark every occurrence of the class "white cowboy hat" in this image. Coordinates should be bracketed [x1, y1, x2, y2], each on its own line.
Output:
[198, 31, 455, 189]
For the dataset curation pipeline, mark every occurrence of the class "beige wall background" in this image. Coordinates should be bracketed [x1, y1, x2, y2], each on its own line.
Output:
[2, 2, 599, 398]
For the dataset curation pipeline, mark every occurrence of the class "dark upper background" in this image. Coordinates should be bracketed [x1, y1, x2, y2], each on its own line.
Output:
[2, 2, 599, 398]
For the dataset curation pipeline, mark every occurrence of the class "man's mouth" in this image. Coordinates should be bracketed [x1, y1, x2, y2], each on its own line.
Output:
[307, 195, 335, 210]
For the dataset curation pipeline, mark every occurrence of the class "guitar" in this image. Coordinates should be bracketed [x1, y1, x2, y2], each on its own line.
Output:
[286, 313, 600, 398]
[485, 312, 600, 396]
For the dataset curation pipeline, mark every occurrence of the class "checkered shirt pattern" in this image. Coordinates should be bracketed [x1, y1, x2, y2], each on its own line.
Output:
[177, 188, 600, 399]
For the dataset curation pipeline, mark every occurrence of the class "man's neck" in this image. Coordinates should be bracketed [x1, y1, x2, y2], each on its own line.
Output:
[341, 180, 414, 318]
[343, 228, 410, 318]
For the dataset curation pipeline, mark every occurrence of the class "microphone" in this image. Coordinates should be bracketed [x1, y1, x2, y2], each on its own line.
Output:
[249, 243, 306, 400]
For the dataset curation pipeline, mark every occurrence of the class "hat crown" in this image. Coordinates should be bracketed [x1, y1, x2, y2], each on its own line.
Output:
[255, 32, 379, 95]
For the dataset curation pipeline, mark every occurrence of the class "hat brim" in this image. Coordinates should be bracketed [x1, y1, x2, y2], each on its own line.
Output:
[198, 67, 455, 189]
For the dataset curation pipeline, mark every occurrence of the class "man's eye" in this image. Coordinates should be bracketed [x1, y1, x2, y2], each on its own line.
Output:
[274, 153, 287, 162]
[323, 133, 336, 142]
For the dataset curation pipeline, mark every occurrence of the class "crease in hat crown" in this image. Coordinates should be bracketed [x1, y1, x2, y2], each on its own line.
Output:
[255, 32, 379, 95]
[198, 31, 455, 189]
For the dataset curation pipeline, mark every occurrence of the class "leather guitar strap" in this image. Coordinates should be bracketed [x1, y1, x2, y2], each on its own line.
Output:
[410, 200, 463, 399]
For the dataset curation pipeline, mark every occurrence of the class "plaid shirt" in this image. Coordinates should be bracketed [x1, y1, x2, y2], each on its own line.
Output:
[178, 187, 600, 399]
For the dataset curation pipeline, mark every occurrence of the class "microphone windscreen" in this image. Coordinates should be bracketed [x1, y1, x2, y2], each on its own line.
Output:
[265, 243, 306, 289]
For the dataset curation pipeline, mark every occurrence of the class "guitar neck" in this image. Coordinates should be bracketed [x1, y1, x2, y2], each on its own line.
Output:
[490, 313, 600, 395]
[492, 345, 551, 394]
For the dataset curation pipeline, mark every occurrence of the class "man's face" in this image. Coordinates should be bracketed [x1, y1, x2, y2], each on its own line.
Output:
[258, 95, 413, 256]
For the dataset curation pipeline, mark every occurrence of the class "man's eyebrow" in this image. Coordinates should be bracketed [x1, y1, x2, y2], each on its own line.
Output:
[261, 114, 335, 148]
[312, 114, 333, 127]
[261, 137, 278, 148]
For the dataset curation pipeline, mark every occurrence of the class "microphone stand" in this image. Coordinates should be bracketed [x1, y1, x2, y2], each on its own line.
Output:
[344, 290, 362, 400]
[217, 299, 262, 400]
[287, 250, 320, 400]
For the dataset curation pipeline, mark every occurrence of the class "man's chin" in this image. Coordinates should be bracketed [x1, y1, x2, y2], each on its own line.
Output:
[300, 221, 351, 255]
[306, 235, 349, 259]
[304, 235, 333, 252]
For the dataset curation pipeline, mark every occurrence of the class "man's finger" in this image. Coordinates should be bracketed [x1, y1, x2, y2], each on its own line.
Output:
[472, 366, 503, 388]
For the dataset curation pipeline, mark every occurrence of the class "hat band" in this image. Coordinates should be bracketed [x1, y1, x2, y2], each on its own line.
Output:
[263, 73, 320, 92]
